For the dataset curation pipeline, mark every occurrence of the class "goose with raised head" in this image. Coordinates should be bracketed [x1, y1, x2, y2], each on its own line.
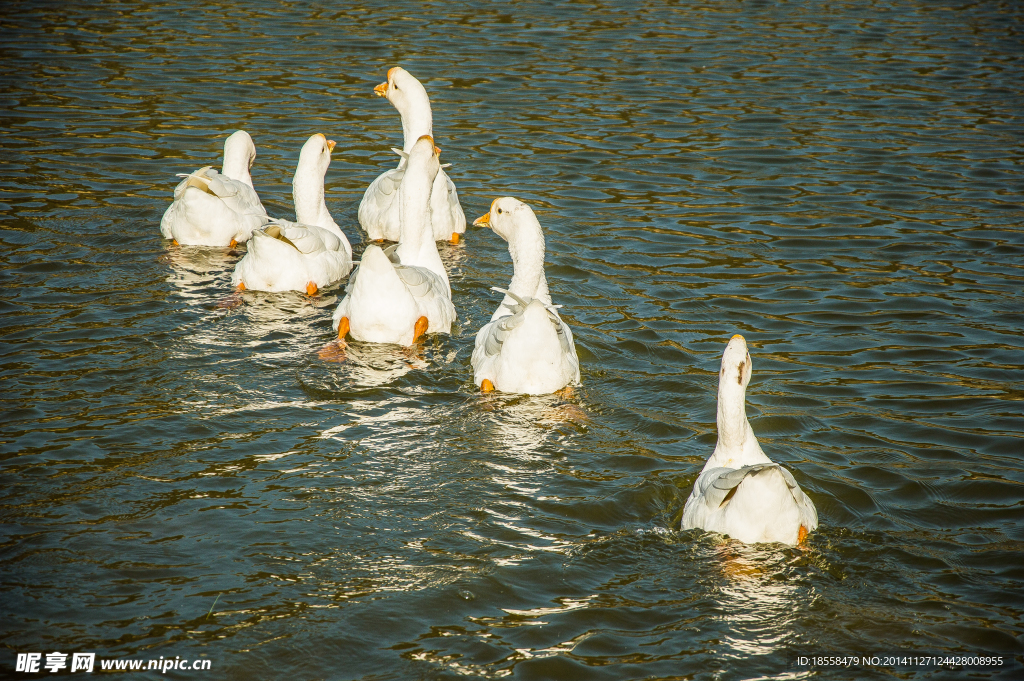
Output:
[681, 335, 818, 545]
[231, 134, 352, 295]
[333, 135, 455, 346]
[358, 67, 466, 244]
[470, 197, 580, 395]
[161, 130, 268, 247]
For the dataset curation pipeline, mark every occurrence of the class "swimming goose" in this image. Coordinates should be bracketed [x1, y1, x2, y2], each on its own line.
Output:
[471, 198, 580, 395]
[231, 134, 353, 295]
[332, 135, 455, 346]
[161, 130, 268, 247]
[681, 335, 818, 545]
[358, 67, 466, 244]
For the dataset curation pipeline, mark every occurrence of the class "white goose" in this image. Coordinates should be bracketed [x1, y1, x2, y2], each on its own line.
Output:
[471, 198, 580, 395]
[358, 67, 466, 244]
[230, 134, 353, 295]
[681, 335, 818, 545]
[161, 130, 268, 247]
[332, 135, 456, 346]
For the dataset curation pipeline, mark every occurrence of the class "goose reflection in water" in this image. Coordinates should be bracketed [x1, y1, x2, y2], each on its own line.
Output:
[162, 244, 240, 304]
[166, 247, 334, 363]
[313, 398, 478, 598]
[436, 237, 467, 274]
[476, 392, 588, 462]
[317, 336, 440, 387]
[235, 293, 330, 346]
[467, 393, 589, 560]
[707, 541, 816, 663]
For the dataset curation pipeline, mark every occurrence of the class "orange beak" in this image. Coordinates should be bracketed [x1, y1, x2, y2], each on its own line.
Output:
[434, 144, 442, 156]
[474, 197, 499, 226]
[373, 81, 388, 97]
[327, 139, 336, 152]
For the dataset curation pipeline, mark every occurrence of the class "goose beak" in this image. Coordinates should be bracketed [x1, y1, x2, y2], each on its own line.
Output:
[434, 144, 442, 156]
[374, 81, 388, 97]
[474, 197, 499, 227]
[327, 139, 336, 152]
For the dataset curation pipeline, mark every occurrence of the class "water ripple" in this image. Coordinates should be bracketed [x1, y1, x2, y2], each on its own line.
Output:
[1, 0, 1023, 677]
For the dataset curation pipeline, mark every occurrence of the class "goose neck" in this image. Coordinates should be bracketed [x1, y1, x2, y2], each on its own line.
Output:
[293, 169, 330, 229]
[716, 382, 750, 451]
[397, 158, 432, 240]
[400, 103, 433, 153]
[507, 223, 547, 301]
[223, 157, 253, 188]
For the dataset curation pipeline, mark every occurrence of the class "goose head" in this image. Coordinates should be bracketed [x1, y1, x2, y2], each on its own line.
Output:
[374, 67, 433, 151]
[720, 334, 753, 391]
[374, 67, 430, 112]
[222, 130, 257, 181]
[473, 196, 548, 304]
[716, 334, 755, 449]
[406, 134, 440, 179]
[472, 197, 539, 244]
[296, 132, 335, 180]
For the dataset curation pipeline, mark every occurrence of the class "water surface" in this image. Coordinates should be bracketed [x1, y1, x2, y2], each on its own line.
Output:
[1, 0, 1023, 678]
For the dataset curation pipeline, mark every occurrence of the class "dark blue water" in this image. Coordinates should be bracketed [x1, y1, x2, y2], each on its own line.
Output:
[1, 0, 1022, 678]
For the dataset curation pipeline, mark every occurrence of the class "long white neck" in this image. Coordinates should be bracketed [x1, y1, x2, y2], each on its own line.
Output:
[293, 165, 336, 231]
[507, 217, 550, 304]
[222, 150, 253, 188]
[395, 157, 448, 291]
[712, 377, 775, 472]
[399, 94, 433, 155]
[716, 379, 752, 454]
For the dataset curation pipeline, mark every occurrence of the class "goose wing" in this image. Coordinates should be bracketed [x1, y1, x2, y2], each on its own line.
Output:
[379, 168, 405, 196]
[382, 243, 401, 264]
[257, 219, 340, 255]
[364, 168, 404, 212]
[696, 464, 778, 508]
[488, 287, 573, 357]
[394, 262, 448, 301]
[695, 462, 813, 516]
[172, 166, 215, 200]
[203, 169, 267, 217]
[442, 170, 466, 230]
[394, 263, 455, 332]
[172, 165, 266, 218]
[481, 306, 527, 358]
[549, 307, 576, 357]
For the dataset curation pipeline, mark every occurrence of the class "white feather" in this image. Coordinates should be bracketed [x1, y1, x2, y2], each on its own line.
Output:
[357, 67, 466, 242]
[471, 198, 580, 395]
[681, 335, 818, 545]
[231, 134, 352, 292]
[160, 131, 268, 247]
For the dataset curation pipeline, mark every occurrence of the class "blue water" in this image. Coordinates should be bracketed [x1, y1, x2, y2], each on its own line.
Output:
[1, 0, 1022, 678]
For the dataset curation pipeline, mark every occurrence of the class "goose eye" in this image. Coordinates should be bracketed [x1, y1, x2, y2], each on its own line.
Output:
[497, 208, 503, 214]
